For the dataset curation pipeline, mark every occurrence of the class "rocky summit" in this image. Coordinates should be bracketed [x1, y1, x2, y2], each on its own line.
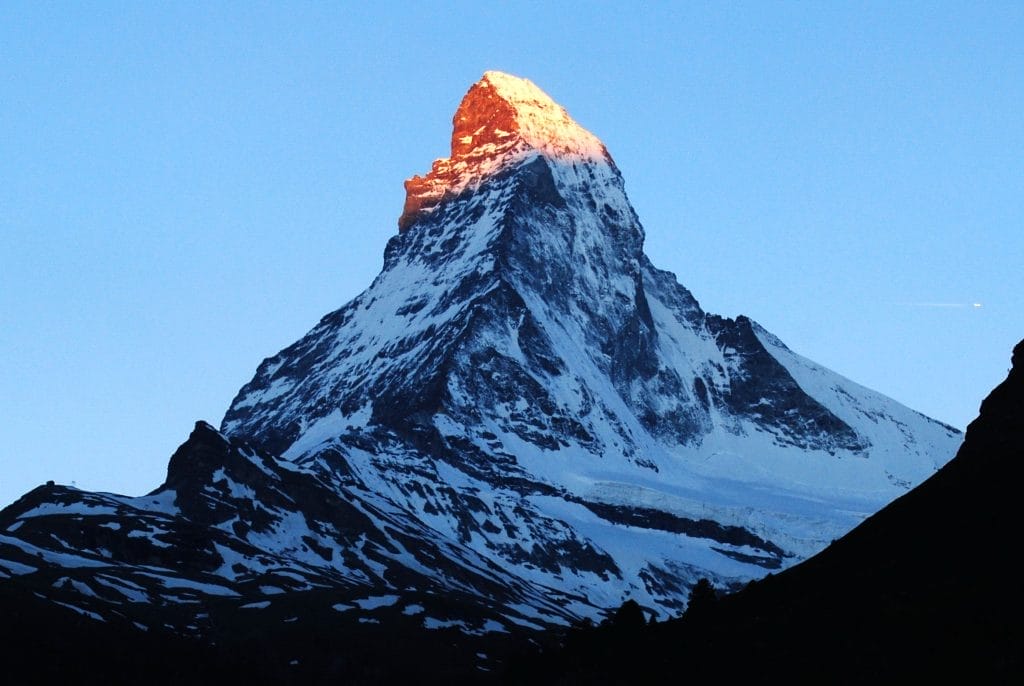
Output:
[1, 72, 961, 655]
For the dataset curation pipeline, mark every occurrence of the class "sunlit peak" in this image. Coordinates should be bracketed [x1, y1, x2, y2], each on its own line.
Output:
[454, 71, 608, 163]
[399, 71, 612, 231]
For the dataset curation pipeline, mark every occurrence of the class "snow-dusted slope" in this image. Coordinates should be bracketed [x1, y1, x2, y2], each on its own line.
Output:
[217, 72, 960, 614]
[1, 72, 961, 629]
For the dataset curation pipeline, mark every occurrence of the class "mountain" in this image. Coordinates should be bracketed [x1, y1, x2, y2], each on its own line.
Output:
[218, 70, 959, 609]
[0, 72, 961, 674]
[523, 338, 1023, 683]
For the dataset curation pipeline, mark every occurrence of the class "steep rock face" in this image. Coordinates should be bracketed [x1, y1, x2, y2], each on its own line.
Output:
[1, 72, 962, 632]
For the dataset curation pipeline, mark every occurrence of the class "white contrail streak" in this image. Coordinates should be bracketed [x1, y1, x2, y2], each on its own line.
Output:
[895, 302, 983, 308]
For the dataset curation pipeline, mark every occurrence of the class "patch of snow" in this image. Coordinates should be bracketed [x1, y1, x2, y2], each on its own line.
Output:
[481, 619, 507, 633]
[423, 617, 468, 630]
[354, 594, 400, 610]
[92, 576, 149, 603]
[0, 558, 36, 576]
[135, 572, 239, 597]
[17, 502, 118, 518]
[0, 534, 106, 568]
[52, 600, 105, 622]
[126, 528, 172, 548]
[241, 600, 271, 609]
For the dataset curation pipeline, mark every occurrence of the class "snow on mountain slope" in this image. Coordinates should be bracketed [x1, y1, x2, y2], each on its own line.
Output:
[217, 71, 961, 613]
[1, 72, 961, 629]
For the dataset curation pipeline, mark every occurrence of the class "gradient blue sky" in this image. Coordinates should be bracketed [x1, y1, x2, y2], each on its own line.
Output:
[2, 2, 1021, 507]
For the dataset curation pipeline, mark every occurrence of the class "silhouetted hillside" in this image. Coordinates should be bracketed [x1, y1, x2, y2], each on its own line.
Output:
[0, 575, 530, 685]
[514, 339, 1023, 684]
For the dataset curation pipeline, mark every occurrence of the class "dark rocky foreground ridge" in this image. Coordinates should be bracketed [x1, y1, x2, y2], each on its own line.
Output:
[516, 339, 1024, 684]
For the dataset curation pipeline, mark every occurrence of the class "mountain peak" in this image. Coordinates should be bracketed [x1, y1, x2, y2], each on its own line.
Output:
[455, 71, 607, 162]
[399, 71, 610, 230]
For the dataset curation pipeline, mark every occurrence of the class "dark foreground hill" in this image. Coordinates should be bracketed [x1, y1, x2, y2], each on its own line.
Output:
[0, 575, 529, 685]
[514, 339, 1024, 684]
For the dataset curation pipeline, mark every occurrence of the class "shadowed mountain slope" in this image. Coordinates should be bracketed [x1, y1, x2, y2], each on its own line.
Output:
[517, 339, 1023, 683]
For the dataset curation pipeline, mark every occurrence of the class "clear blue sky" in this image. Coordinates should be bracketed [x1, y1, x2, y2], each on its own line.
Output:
[2, 2, 1021, 507]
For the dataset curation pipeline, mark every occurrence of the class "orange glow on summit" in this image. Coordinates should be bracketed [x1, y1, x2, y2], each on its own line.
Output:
[399, 71, 612, 231]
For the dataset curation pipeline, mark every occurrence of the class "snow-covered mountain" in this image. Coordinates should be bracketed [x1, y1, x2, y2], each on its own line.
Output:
[0, 72, 960, 636]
